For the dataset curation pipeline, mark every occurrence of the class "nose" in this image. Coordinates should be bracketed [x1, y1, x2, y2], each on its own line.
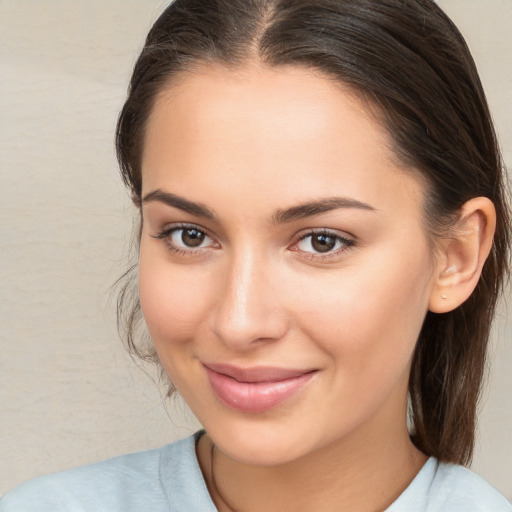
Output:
[209, 251, 290, 350]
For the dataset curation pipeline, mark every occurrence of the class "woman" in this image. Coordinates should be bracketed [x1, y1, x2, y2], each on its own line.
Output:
[2, 0, 510, 510]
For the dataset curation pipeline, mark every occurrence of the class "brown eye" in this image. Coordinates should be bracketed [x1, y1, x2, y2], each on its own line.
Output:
[181, 228, 205, 247]
[311, 234, 336, 253]
[153, 225, 217, 253]
[294, 230, 354, 257]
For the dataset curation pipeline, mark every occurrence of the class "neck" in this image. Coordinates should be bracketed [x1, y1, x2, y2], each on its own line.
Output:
[197, 417, 427, 512]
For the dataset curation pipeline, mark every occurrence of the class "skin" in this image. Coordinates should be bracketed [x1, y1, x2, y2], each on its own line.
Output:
[137, 64, 492, 511]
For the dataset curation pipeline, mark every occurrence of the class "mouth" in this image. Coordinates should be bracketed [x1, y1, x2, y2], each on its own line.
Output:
[202, 363, 317, 412]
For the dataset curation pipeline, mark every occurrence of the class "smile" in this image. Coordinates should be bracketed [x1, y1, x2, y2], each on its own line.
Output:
[203, 363, 317, 412]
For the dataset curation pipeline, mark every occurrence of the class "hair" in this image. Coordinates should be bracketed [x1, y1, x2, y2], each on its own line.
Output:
[115, 0, 510, 466]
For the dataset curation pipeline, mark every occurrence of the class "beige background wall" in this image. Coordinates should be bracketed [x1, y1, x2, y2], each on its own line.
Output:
[1, 0, 510, 499]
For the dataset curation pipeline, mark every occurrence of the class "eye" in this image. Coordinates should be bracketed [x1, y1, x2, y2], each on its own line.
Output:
[171, 227, 209, 248]
[292, 230, 355, 258]
[152, 224, 218, 254]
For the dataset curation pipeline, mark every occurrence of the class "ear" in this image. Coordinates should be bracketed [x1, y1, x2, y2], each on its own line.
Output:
[429, 197, 496, 313]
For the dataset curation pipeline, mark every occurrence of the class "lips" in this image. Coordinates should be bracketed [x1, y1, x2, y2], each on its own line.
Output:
[203, 363, 316, 412]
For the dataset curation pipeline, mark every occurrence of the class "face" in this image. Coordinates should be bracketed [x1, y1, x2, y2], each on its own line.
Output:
[139, 64, 437, 466]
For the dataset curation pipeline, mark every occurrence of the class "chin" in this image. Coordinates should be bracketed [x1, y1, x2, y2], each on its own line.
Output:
[218, 439, 302, 467]
[202, 415, 317, 467]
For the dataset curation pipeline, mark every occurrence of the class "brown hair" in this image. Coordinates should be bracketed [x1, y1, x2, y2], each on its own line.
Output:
[115, 0, 510, 465]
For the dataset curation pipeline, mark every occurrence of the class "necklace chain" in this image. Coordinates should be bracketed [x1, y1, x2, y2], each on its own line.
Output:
[210, 441, 239, 512]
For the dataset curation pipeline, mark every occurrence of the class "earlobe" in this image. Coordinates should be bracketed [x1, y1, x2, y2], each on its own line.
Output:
[429, 197, 496, 314]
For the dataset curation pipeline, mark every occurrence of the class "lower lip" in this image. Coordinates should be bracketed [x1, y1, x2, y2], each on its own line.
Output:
[204, 367, 315, 412]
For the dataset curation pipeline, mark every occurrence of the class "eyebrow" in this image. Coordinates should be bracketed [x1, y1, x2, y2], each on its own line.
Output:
[272, 197, 376, 224]
[142, 189, 376, 223]
[142, 189, 217, 220]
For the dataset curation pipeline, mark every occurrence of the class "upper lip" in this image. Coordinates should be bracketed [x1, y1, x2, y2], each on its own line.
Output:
[202, 362, 316, 383]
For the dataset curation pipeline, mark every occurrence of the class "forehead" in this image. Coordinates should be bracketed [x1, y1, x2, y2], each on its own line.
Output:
[141, 63, 425, 218]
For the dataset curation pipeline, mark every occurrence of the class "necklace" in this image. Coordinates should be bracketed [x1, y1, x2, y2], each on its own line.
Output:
[209, 441, 240, 512]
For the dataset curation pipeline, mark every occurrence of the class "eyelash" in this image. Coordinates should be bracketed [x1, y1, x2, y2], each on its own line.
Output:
[152, 224, 356, 260]
[292, 229, 356, 261]
[152, 223, 218, 256]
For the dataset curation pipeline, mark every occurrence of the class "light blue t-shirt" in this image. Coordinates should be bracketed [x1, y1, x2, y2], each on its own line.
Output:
[1, 431, 510, 511]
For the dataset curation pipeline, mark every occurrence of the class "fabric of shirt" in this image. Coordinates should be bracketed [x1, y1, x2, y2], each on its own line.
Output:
[1, 431, 510, 511]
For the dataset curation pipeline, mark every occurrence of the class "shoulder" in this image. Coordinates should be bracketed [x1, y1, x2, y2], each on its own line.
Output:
[427, 462, 512, 512]
[390, 457, 511, 512]
[0, 433, 204, 512]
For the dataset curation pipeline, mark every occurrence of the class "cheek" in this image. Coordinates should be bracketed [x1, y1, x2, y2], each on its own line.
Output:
[138, 255, 212, 346]
[294, 246, 433, 374]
